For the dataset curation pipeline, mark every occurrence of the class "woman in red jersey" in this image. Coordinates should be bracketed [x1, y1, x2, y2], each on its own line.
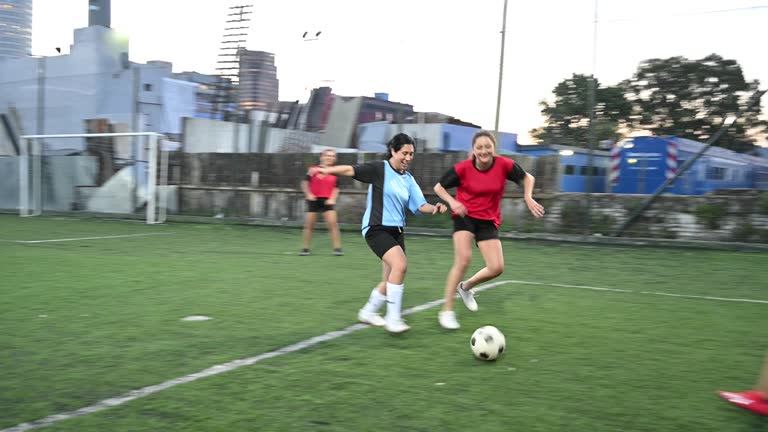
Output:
[433, 130, 545, 329]
[300, 148, 343, 256]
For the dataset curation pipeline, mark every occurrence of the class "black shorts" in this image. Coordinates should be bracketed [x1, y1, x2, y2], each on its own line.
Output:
[365, 226, 405, 259]
[307, 198, 335, 213]
[453, 216, 499, 242]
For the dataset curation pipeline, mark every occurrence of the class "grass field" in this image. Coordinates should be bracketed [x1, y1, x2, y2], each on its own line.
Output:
[1, 214, 767, 432]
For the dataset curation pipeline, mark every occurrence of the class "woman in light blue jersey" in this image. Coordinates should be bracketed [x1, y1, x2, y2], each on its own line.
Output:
[309, 133, 447, 333]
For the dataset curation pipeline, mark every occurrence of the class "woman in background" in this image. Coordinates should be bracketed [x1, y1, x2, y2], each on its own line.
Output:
[300, 148, 343, 256]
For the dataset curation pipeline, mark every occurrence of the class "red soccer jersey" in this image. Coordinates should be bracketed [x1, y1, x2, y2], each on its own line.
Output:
[438, 156, 526, 227]
[306, 166, 338, 198]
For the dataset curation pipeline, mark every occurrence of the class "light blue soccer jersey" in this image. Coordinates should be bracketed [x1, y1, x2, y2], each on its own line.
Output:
[352, 160, 427, 235]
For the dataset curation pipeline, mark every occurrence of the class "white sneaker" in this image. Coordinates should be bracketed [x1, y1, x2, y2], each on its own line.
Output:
[384, 318, 411, 333]
[457, 282, 478, 312]
[358, 309, 386, 327]
[438, 311, 460, 330]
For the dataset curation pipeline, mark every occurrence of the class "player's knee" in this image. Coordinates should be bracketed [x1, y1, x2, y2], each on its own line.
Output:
[488, 264, 504, 277]
[455, 255, 472, 271]
[393, 260, 408, 276]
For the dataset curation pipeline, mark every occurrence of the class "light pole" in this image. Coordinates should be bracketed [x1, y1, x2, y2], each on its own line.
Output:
[301, 30, 324, 93]
[298, 31, 325, 133]
[302, 31, 322, 42]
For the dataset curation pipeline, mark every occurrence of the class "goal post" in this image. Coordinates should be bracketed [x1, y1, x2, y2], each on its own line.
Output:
[18, 132, 168, 224]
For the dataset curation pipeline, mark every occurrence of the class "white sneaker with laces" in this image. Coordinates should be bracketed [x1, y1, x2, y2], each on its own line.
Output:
[384, 318, 410, 333]
[358, 309, 386, 327]
[457, 282, 478, 312]
[438, 311, 460, 330]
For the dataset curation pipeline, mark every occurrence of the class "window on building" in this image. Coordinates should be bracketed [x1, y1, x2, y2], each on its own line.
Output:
[564, 165, 575, 175]
[706, 166, 726, 180]
[143, 83, 152, 92]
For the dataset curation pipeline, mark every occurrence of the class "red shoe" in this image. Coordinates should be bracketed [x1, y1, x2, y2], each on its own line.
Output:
[718, 390, 768, 415]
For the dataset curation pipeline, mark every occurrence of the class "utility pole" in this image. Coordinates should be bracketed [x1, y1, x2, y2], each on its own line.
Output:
[584, 0, 598, 233]
[493, 0, 508, 139]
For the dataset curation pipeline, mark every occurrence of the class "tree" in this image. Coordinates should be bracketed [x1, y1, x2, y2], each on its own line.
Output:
[621, 54, 766, 152]
[531, 74, 631, 148]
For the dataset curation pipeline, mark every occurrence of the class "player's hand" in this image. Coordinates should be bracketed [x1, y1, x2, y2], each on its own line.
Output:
[308, 167, 324, 176]
[431, 203, 447, 215]
[451, 201, 467, 217]
[525, 197, 545, 218]
[306, 193, 317, 201]
[326, 199, 336, 205]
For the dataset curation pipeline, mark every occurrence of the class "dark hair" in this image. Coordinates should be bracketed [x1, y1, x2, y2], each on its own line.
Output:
[469, 130, 497, 160]
[386, 133, 416, 159]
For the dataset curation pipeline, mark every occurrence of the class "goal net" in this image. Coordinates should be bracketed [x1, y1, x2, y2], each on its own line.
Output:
[19, 132, 169, 224]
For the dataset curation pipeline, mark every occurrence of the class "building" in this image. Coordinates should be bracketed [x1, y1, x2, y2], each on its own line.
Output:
[357, 93, 414, 124]
[0, 25, 195, 151]
[356, 122, 518, 154]
[173, 71, 227, 119]
[303, 86, 332, 132]
[0, 0, 33, 59]
[88, 0, 111, 28]
[237, 49, 279, 111]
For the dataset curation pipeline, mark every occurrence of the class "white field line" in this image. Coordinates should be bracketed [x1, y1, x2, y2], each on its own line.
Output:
[638, 291, 768, 304]
[2, 279, 765, 431]
[11, 233, 173, 244]
[0, 281, 509, 432]
[503, 279, 768, 304]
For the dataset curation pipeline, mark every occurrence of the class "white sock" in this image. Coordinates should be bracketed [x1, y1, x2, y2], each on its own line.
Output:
[385, 282, 404, 322]
[361, 287, 386, 314]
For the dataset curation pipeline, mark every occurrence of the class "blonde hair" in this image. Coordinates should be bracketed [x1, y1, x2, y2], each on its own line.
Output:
[318, 148, 336, 167]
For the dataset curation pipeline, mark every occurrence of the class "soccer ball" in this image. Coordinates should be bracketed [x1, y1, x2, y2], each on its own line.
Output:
[470, 326, 506, 361]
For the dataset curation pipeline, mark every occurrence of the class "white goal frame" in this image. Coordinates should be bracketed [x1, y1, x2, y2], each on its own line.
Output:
[19, 132, 168, 224]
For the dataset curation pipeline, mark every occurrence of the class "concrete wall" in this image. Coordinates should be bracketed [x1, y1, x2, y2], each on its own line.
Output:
[0, 155, 98, 211]
[174, 186, 768, 243]
[165, 152, 768, 243]
[0, 157, 19, 209]
[170, 152, 377, 189]
[182, 118, 251, 153]
[181, 118, 326, 154]
[267, 128, 322, 153]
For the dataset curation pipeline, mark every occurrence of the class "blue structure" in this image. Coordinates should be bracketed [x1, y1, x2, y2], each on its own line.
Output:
[438, 124, 517, 153]
[356, 122, 517, 153]
[355, 128, 768, 195]
[611, 136, 768, 195]
[517, 144, 610, 192]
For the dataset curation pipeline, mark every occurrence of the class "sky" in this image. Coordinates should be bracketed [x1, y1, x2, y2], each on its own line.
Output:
[31, 0, 768, 144]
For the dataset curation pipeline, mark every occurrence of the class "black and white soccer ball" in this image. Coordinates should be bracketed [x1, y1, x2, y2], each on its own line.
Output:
[470, 326, 506, 361]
